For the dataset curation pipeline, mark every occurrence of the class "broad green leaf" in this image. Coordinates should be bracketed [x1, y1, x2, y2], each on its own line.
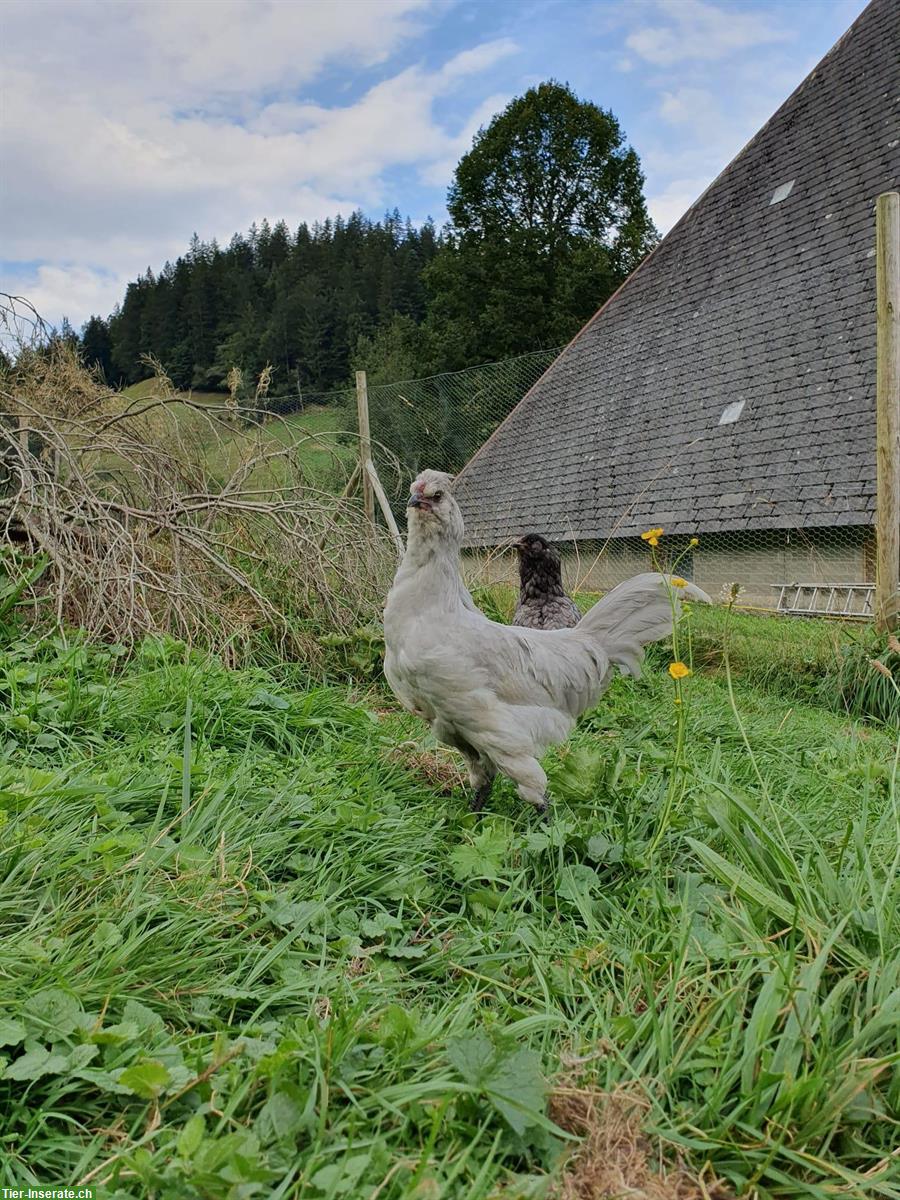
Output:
[377, 1004, 419, 1048]
[447, 1031, 494, 1086]
[70, 1067, 133, 1096]
[65, 1044, 99, 1071]
[383, 943, 428, 958]
[450, 826, 511, 881]
[91, 1019, 140, 1045]
[193, 1129, 261, 1174]
[177, 1113, 205, 1158]
[117, 1059, 171, 1099]
[311, 1153, 370, 1194]
[360, 912, 403, 938]
[257, 1089, 305, 1142]
[447, 1032, 548, 1135]
[558, 864, 600, 902]
[264, 897, 325, 931]
[0, 1019, 26, 1048]
[523, 830, 551, 854]
[485, 1046, 547, 1136]
[6, 1045, 70, 1081]
[22, 988, 83, 1038]
[587, 835, 624, 863]
[92, 920, 123, 950]
[122, 999, 165, 1035]
[249, 690, 290, 710]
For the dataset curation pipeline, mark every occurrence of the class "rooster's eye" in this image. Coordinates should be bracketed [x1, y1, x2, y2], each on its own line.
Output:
[432, 491, 443, 501]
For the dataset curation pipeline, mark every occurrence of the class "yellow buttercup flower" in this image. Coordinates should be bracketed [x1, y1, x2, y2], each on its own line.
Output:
[671, 577, 687, 588]
[668, 661, 691, 680]
[689, 537, 699, 547]
[641, 527, 663, 542]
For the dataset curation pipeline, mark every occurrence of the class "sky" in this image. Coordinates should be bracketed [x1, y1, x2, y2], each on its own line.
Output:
[0, 0, 869, 332]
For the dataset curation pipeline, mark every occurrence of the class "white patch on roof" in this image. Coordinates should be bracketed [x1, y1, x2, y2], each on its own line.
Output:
[718, 399, 745, 426]
[770, 180, 795, 205]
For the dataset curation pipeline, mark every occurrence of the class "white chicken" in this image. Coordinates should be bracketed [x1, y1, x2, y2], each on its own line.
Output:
[383, 470, 708, 816]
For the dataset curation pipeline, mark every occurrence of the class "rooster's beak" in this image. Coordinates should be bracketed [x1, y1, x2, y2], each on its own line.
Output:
[407, 495, 424, 509]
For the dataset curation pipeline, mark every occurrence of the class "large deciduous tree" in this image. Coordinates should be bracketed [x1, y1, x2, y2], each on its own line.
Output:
[425, 80, 656, 364]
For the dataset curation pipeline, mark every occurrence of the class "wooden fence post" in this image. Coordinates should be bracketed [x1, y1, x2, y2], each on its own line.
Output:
[356, 369, 375, 527]
[875, 192, 900, 632]
[365, 460, 406, 560]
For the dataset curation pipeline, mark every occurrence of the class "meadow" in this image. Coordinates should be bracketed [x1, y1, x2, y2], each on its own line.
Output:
[0, 356, 897, 1197]
[1, 601, 898, 1199]
[120, 379, 357, 488]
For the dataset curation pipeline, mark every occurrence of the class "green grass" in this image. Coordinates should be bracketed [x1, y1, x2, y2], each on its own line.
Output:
[472, 585, 899, 723]
[122, 380, 225, 406]
[0, 624, 898, 1198]
[119, 381, 355, 485]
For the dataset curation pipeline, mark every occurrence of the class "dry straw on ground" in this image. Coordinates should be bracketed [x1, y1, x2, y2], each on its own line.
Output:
[0, 295, 395, 659]
[549, 1084, 730, 1200]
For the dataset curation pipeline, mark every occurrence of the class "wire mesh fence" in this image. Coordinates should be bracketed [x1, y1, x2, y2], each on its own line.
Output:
[350, 349, 561, 505]
[462, 526, 877, 616]
[251, 345, 890, 633]
[250, 350, 559, 511]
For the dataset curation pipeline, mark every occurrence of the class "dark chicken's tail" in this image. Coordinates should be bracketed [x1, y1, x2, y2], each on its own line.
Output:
[577, 573, 710, 677]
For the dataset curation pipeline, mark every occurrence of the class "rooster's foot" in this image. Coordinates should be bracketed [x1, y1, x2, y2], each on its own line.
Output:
[469, 782, 493, 814]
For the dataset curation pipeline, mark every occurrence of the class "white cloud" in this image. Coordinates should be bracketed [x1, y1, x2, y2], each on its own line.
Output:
[439, 38, 518, 81]
[0, 0, 432, 109]
[0, 0, 517, 327]
[646, 176, 712, 234]
[636, 28, 808, 233]
[658, 86, 713, 125]
[9, 266, 135, 330]
[626, 0, 789, 66]
[418, 92, 513, 187]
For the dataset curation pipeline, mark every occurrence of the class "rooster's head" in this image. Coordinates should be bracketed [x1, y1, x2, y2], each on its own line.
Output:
[406, 470, 463, 543]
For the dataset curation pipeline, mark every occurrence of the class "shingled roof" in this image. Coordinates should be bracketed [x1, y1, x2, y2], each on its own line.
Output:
[455, 0, 899, 546]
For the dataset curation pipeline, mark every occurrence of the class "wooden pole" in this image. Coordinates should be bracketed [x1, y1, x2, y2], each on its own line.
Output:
[316, 461, 361, 552]
[365, 460, 405, 560]
[875, 192, 900, 632]
[337, 460, 361, 501]
[356, 370, 375, 527]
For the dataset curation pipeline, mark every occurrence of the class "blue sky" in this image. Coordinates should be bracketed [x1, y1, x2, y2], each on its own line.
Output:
[0, 0, 868, 330]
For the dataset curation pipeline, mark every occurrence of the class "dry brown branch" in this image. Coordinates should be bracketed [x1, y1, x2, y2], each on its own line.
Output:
[0, 335, 395, 658]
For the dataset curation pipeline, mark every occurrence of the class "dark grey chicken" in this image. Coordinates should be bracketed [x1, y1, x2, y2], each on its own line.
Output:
[513, 533, 580, 630]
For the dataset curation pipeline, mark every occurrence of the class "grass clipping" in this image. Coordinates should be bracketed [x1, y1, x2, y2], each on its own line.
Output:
[0, 339, 395, 656]
[550, 1084, 729, 1200]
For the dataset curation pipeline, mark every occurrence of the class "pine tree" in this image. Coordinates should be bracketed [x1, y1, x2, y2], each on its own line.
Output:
[80, 316, 114, 381]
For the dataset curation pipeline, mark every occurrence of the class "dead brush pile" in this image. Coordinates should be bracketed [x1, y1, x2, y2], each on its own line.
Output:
[0, 337, 395, 661]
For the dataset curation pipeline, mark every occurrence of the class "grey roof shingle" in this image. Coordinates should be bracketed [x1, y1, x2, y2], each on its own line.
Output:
[455, 0, 899, 545]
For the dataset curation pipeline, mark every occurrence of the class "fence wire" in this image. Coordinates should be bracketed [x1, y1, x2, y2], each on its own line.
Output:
[463, 527, 877, 618]
[359, 349, 561, 501]
[263, 348, 886, 627]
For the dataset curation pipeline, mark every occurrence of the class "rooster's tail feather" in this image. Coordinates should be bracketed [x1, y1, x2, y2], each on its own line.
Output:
[577, 573, 710, 677]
